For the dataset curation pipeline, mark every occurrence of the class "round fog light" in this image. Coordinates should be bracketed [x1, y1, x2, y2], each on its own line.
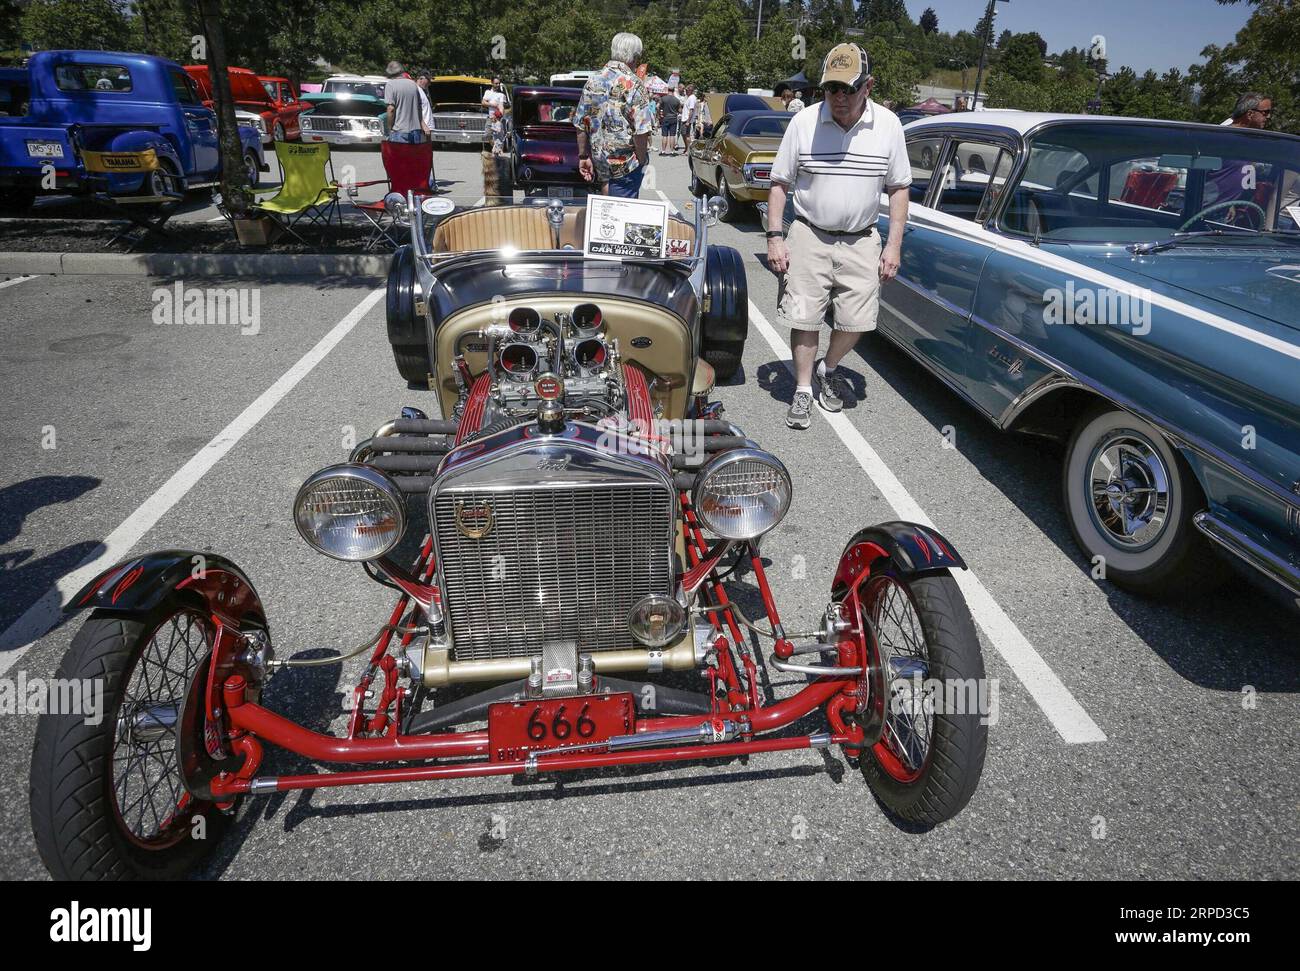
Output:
[294, 464, 406, 561]
[628, 594, 686, 648]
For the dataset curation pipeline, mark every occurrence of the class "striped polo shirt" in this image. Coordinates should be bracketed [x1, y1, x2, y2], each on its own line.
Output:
[769, 98, 911, 233]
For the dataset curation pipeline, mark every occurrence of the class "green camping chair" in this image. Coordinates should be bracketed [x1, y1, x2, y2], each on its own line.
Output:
[250, 142, 341, 242]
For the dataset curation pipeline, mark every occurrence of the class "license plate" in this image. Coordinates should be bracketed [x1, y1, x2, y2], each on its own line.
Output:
[488, 692, 635, 762]
[26, 140, 63, 159]
[548, 186, 574, 198]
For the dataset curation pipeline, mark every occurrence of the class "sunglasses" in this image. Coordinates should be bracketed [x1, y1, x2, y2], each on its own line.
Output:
[1255, 106, 1274, 115]
[824, 82, 856, 97]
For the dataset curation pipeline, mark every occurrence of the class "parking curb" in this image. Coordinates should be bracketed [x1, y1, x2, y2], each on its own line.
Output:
[0, 252, 390, 278]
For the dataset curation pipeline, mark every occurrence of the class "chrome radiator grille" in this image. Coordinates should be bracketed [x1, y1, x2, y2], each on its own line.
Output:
[434, 115, 486, 132]
[433, 484, 674, 661]
[304, 117, 348, 131]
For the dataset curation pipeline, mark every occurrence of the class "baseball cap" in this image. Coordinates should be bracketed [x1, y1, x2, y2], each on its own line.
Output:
[820, 43, 870, 90]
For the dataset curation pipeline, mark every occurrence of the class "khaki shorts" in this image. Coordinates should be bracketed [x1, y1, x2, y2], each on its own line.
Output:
[776, 219, 882, 333]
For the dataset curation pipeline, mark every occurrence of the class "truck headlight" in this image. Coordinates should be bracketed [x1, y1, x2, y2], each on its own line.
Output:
[294, 464, 406, 561]
[368, 118, 382, 132]
[692, 449, 791, 540]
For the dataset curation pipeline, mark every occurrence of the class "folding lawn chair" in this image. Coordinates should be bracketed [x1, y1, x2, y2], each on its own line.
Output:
[250, 142, 341, 243]
[350, 140, 436, 250]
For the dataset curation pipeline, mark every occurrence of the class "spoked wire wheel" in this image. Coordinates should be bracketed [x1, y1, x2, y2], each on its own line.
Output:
[111, 609, 210, 848]
[832, 544, 988, 828]
[864, 575, 935, 783]
[31, 600, 233, 879]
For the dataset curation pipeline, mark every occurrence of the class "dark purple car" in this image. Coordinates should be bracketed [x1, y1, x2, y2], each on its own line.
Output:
[508, 86, 587, 199]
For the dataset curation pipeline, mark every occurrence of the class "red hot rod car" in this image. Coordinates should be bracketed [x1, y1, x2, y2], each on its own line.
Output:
[30, 194, 988, 879]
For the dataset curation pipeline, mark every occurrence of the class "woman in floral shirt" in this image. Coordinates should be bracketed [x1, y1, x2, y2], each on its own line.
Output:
[573, 32, 655, 198]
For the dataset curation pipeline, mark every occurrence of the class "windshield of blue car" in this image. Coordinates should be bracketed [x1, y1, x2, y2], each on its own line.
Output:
[324, 81, 385, 98]
[740, 116, 790, 137]
[999, 122, 1300, 242]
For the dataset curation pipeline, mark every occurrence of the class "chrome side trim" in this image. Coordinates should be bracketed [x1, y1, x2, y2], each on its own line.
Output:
[889, 273, 975, 321]
[997, 372, 1089, 430]
[1193, 511, 1300, 598]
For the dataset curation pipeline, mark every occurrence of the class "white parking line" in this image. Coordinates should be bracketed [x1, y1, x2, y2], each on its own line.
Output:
[0, 287, 386, 676]
[747, 301, 1107, 745]
[0, 275, 37, 290]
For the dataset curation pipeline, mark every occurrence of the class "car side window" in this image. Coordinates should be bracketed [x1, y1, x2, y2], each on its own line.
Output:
[933, 141, 1009, 223]
[56, 64, 132, 93]
[170, 70, 200, 106]
[906, 136, 945, 205]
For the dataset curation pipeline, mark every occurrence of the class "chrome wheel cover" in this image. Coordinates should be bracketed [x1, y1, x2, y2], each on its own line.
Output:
[1087, 432, 1171, 550]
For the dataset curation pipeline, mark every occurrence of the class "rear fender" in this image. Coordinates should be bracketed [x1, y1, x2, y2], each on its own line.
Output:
[69, 549, 267, 629]
[833, 521, 966, 591]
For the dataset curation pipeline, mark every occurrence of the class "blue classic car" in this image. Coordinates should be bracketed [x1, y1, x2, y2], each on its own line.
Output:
[854, 113, 1300, 605]
[0, 50, 265, 211]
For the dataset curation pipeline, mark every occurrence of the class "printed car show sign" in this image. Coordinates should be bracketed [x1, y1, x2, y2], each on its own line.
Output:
[583, 194, 669, 260]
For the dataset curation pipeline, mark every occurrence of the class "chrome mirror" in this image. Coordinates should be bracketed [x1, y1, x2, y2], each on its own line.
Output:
[705, 195, 726, 226]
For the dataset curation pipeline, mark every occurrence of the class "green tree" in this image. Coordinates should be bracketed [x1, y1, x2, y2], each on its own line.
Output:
[1190, 0, 1300, 133]
[679, 0, 750, 92]
[750, 10, 799, 87]
[22, 0, 132, 50]
[919, 6, 938, 35]
[999, 32, 1044, 84]
[863, 32, 919, 107]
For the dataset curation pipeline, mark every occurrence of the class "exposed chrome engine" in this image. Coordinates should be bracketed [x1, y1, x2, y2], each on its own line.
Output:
[453, 302, 628, 427]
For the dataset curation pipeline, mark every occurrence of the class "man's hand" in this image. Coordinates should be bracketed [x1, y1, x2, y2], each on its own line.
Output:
[767, 237, 790, 274]
[579, 158, 595, 182]
[879, 241, 901, 281]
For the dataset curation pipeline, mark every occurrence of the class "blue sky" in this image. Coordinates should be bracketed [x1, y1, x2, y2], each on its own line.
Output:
[902, 0, 1254, 74]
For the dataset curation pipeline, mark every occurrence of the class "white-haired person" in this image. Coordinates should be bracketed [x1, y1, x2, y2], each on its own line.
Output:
[573, 32, 655, 198]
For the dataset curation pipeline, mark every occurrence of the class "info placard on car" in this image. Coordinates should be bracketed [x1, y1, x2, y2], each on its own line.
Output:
[583, 193, 669, 259]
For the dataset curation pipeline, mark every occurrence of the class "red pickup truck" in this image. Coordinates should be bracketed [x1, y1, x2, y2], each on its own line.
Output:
[184, 65, 305, 143]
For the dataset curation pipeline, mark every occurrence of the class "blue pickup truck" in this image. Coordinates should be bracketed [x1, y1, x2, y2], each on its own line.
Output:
[0, 50, 265, 213]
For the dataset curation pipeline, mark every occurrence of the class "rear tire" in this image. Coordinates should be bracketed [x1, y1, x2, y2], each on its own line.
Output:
[700, 244, 748, 380]
[386, 244, 431, 383]
[1062, 404, 1226, 595]
[30, 604, 231, 879]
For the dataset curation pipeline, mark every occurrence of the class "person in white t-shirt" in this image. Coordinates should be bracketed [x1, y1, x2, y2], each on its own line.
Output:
[766, 43, 911, 429]
[681, 84, 698, 149]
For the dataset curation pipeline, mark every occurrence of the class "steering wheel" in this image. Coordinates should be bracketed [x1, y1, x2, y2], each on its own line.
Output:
[1179, 199, 1266, 232]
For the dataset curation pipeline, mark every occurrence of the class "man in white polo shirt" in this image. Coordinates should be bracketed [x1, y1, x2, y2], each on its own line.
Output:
[766, 43, 911, 429]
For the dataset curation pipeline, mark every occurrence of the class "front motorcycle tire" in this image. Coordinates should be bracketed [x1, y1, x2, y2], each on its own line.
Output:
[835, 559, 987, 827]
[30, 602, 231, 879]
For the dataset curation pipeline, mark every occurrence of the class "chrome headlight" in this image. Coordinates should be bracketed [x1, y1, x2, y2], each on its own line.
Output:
[628, 594, 686, 648]
[384, 191, 409, 225]
[294, 464, 406, 561]
[368, 118, 382, 131]
[692, 448, 792, 540]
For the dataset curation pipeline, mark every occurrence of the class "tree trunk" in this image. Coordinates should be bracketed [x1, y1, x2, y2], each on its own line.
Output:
[195, 0, 251, 217]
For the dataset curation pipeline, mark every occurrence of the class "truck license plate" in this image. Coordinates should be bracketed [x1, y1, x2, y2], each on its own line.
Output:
[26, 140, 64, 159]
[548, 186, 573, 198]
[488, 692, 635, 762]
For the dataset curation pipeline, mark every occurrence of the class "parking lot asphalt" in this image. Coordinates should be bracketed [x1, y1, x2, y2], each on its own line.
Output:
[1, 146, 1297, 880]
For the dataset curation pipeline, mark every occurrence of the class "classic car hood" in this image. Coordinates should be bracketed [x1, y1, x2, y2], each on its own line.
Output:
[1066, 244, 1300, 333]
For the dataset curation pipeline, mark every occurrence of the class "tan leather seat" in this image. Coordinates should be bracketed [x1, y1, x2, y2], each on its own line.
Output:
[433, 206, 553, 252]
[667, 218, 695, 254]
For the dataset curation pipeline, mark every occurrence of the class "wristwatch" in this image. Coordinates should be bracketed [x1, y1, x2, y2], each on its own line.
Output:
[765, 230, 784, 239]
